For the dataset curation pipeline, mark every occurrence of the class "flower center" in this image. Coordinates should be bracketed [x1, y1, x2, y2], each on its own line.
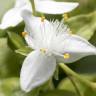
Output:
[41, 16, 45, 22]
[22, 32, 28, 37]
[62, 13, 69, 20]
[63, 53, 70, 59]
[40, 48, 46, 54]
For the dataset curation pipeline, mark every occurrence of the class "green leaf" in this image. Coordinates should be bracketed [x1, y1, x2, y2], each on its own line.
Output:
[0, 29, 7, 37]
[8, 22, 25, 34]
[71, 55, 96, 74]
[15, 46, 33, 56]
[58, 75, 96, 95]
[0, 38, 24, 78]
[0, 78, 20, 95]
[0, 77, 39, 96]
[58, 78, 76, 93]
[67, 11, 96, 40]
[70, 0, 96, 16]
[40, 90, 77, 96]
[7, 31, 26, 49]
[84, 87, 96, 96]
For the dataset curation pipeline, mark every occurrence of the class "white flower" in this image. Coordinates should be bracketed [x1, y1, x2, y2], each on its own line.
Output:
[0, 0, 32, 29]
[20, 10, 96, 92]
[35, 0, 79, 14]
[0, 0, 79, 29]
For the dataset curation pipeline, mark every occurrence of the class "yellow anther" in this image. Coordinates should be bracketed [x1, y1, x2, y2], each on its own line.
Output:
[22, 32, 28, 37]
[69, 30, 73, 35]
[41, 16, 45, 22]
[63, 13, 69, 20]
[40, 48, 46, 53]
[63, 53, 70, 59]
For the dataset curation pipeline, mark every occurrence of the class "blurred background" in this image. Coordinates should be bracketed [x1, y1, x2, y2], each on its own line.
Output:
[0, 0, 96, 96]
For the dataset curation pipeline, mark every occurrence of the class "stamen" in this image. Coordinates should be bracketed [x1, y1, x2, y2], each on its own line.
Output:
[40, 48, 46, 54]
[62, 13, 69, 20]
[63, 53, 70, 59]
[69, 30, 73, 35]
[41, 16, 45, 22]
[22, 32, 28, 37]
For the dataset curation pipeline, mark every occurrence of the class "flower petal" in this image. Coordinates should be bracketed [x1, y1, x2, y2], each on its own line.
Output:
[21, 10, 50, 35]
[24, 34, 35, 49]
[21, 10, 52, 48]
[35, 0, 79, 14]
[15, 0, 32, 11]
[53, 35, 96, 63]
[0, 0, 32, 29]
[20, 50, 56, 92]
[0, 8, 22, 29]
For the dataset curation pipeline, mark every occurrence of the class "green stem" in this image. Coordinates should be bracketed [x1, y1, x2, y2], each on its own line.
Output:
[30, 0, 36, 15]
[49, 79, 55, 90]
[59, 63, 96, 90]
[68, 76, 83, 96]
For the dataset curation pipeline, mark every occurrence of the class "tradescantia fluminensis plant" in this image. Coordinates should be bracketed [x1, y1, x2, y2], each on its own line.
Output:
[0, 0, 96, 96]
[20, 9, 96, 92]
[0, 0, 78, 29]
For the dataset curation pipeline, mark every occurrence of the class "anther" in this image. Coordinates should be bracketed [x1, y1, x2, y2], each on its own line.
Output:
[63, 53, 70, 59]
[22, 32, 28, 37]
[41, 16, 45, 22]
[40, 48, 46, 54]
[69, 30, 73, 35]
[62, 13, 69, 20]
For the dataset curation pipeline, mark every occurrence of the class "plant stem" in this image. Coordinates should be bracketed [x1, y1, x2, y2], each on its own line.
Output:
[59, 63, 96, 90]
[68, 75, 83, 96]
[30, 0, 36, 15]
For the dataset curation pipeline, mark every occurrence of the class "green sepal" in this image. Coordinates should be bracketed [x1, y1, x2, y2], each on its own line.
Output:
[15, 46, 33, 56]
[7, 31, 26, 49]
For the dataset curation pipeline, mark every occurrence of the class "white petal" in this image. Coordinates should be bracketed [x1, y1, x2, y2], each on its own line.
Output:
[15, 0, 27, 7]
[21, 10, 52, 48]
[53, 35, 96, 63]
[24, 34, 35, 49]
[35, 1, 79, 14]
[15, 0, 32, 11]
[15, 0, 29, 7]
[0, 0, 32, 29]
[21, 10, 36, 33]
[20, 50, 56, 92]
[0, 8, 22, 29]
[21, 10, 50, 34]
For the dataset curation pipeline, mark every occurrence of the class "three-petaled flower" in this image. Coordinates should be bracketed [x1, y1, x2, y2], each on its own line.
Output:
[0, 0, 78, 29]
[20, 10, 96, 92]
